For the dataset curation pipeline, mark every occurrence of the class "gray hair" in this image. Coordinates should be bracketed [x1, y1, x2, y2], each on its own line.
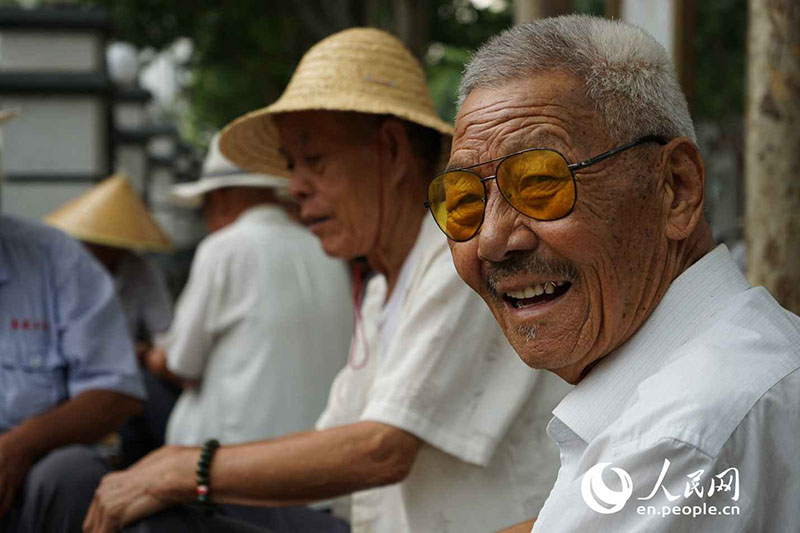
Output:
[459, 14, 696, 143]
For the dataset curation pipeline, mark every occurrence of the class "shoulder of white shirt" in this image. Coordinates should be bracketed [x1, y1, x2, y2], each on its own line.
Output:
[606, 287, 800, 458]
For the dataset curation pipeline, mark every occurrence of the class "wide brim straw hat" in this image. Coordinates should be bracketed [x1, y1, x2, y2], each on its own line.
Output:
[219, 27, 453, 174]
[171, 129, 290, 207]
[45, 174, 173, 252]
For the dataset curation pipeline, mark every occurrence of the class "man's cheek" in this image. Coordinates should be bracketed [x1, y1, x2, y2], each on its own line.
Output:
[449, 243, 481, 294]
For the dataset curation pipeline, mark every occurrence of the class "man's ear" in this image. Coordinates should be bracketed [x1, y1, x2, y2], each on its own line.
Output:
[377, 119, 412, 186]
[661, 138, 705, 241]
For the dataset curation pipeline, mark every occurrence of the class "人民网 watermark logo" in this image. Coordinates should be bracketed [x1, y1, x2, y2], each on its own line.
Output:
[581, 462, 634, 514]
[580, 459, 741, 518]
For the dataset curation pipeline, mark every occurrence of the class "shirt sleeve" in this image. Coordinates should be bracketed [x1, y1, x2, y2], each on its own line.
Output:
[359, 252, 538, 466]
[55, 238, 145, 400]
[164, 240, 220, 379]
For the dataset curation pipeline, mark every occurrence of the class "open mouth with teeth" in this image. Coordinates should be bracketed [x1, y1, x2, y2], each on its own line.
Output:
[503, 281, 572, 309]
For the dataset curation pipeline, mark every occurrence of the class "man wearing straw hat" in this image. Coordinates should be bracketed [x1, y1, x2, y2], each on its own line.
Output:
[45, 174, 177, 466]
[83, 28, 568, 533]
[0, 117, 146, 532]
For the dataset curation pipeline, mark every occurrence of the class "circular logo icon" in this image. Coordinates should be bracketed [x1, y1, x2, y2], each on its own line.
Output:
[580, 462, 634, 514]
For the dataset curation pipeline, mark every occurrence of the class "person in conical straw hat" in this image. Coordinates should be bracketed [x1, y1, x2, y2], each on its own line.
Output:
[45, 174, 174, 348]
[45, 174, 177, 469]
[84, 28, 569, 533]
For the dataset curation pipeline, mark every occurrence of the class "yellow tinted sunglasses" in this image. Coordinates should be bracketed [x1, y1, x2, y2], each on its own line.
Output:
[426, 135, 667, 241]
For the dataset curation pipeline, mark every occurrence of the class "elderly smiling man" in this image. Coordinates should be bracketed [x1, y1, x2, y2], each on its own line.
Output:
[438, 15, 800, 532]
[81, 28, 568, 533]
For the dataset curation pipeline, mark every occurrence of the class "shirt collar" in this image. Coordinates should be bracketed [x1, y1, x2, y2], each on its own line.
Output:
[552, 245, 750, 443]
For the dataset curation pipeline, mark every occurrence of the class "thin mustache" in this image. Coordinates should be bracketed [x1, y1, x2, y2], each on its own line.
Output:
[485, 252, 579, 299]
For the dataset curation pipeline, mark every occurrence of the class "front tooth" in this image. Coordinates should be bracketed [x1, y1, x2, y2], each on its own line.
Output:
[545, 282, 555, 294]
[534, 284, 544, 296]
[521, 286, 533, 298]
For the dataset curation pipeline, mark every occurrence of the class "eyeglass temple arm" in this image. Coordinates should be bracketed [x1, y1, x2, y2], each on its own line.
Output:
[568, 135, 668, 171]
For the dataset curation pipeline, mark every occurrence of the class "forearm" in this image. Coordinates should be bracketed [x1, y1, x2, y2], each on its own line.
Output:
[4, 389, 141, 459]
[158, 421, 421, 507]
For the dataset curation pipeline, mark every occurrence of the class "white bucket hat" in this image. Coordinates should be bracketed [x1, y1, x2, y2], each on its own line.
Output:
[170, 127, 289, 208]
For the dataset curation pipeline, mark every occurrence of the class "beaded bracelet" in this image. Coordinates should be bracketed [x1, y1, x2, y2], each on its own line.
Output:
[196, 438, 220, 516]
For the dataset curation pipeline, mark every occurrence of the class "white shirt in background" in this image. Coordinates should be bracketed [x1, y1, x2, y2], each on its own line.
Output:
[532, 245, 800, 532]
[316, 217, 571, 533]
[165, 204, 353, 446]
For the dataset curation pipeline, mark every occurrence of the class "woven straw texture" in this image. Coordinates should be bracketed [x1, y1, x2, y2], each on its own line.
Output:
[45, 174, 172, 252]
[220, 27, 453, 173]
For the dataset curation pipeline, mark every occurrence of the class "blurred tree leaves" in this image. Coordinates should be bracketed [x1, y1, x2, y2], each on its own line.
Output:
[88, 0, 512, 142]
[87, 0, 745, 142]
[692, 0, 746, 120]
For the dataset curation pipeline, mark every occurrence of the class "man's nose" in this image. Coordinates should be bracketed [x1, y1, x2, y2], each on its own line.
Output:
[289, 172, 312, 201]
[477, 184, 539, 263]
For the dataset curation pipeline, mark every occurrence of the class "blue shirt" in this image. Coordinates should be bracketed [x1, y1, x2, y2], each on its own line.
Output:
[0, 216, 145, 432]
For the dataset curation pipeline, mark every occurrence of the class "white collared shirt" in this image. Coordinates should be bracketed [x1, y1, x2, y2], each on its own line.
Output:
[532, 245, 800, 532]
[317, 217, 571, 533]
[165, 205, 353, 445]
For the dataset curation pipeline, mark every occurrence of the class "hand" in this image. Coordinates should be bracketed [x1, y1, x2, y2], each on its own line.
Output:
[134, 342, 152, 364]
[0, 432, 37, 518]
[142, 348, 198, 390]
[82, 445, 197, 532]
[143, 347, 168, 378]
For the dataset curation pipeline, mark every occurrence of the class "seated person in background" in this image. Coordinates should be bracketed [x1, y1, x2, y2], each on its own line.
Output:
[151, 130, 352, 448]
[82, 29, 569, 533]
[0, 215, 145, 533]
[46, 175, 177, 465]
[46, 174, 174, 356]
[443, 15, 800, 532]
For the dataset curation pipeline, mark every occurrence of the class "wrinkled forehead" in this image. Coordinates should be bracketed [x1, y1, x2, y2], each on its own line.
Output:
[451, 72, 602, 167]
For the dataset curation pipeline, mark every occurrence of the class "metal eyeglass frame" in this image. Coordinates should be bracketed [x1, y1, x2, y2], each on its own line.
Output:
[425, 134, 668, 241]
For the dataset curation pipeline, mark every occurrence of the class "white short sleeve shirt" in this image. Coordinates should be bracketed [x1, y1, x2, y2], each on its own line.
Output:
[317, 218, 571, 533]
[165, 205, 353, 446]
[532, 246, 800, 532]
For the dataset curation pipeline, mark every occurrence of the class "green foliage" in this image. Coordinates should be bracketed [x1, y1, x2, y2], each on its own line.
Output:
[572, 0, 605, 16]
[88, 0, 337, 142]
[85, 0, 518, 139]
[692, 0, 747, 120]
[86, 0, 746, 141]
[426, 1, 512, 121]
